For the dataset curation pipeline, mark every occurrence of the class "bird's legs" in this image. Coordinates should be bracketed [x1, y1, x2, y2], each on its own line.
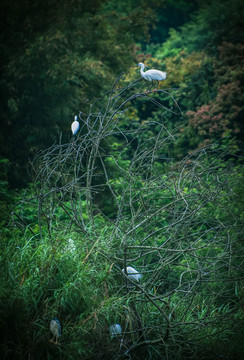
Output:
[153, 81, 159, 92]
[146, 81, 154, 93]
[146, 81, 159, 93]
[50, 336, 59, 345]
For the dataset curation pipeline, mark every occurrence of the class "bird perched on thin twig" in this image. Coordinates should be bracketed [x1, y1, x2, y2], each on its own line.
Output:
[50, 318, 61, 345]
[71, 115, 80, 135]
[137, 62, 167, 90]
[122, 266, 142, 282]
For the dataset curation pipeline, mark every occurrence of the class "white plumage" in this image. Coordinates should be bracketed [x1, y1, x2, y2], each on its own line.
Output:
[71, 115, 80, 135]
[137, 62, 167, 88]
[109, 323, 122, 338]
[122, 266, 142, 281]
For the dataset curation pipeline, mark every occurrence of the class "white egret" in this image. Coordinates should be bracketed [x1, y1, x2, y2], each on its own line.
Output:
[137, 62, 167, 90]
[71, 115, 80, 135]
[50, 318, 61, 345]
[122, 266, 142, 282]
[109, 324, 122, 338]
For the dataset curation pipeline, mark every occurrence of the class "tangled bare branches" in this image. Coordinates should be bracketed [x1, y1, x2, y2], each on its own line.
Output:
[28, 77, 243, 359]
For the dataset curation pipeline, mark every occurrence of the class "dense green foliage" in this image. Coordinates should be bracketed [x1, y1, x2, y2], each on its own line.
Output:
[1, 0, 244, 359]
[0, 0, 159, 186]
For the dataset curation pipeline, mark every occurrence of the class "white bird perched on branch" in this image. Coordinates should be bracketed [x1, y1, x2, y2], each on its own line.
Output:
[137, 62, 167, 90]
[71, 115, 80, 135]
[122, 266, 142, 281]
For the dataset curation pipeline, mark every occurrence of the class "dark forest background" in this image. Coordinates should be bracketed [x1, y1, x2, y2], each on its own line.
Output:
[0, 1, 244, 359]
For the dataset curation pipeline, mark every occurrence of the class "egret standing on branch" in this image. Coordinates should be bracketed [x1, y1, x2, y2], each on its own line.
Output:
[122, 266, 142, 282]
[137, 62, 167, 90]
[71, 115, 80, 135]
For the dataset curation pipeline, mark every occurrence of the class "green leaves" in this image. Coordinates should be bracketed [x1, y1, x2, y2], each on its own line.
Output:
[1, 1, 244, 358]
[1, 0, 159, 187]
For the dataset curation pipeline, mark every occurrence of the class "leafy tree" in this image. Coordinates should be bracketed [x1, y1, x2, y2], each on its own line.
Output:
[0, 0, 159, 188]
[153, 0, 244, 58]
[185, 42, 244, 150]
[133, 0, 244, 158]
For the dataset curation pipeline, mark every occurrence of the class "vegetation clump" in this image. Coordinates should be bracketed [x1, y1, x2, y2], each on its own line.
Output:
[0, 1, 244, 359]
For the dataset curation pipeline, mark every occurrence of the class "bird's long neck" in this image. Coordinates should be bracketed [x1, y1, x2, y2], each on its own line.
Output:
[140, 65, 145, 77]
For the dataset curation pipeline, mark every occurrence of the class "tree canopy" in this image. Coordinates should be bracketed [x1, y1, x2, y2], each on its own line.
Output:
[0, 1, 244, 359]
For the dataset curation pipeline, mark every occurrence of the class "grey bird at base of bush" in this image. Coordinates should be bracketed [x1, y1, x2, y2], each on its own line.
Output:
[50, 318, 61, 345]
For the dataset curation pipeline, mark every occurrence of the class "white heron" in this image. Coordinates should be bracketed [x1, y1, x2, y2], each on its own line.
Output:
[50, 318, 61, 345]
[137, 62, 167, 90]
[71, 115, 80, 135]
[109, 323, 122, 338]
[122, 266, 142, 282]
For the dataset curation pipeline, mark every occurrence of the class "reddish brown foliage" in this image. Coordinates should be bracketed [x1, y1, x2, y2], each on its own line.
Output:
[186, 43, 244, 144]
